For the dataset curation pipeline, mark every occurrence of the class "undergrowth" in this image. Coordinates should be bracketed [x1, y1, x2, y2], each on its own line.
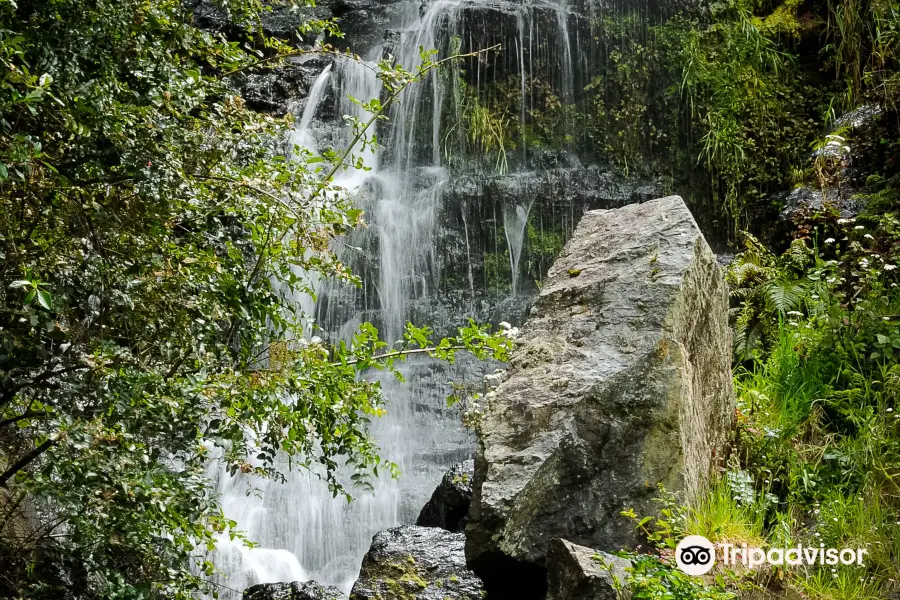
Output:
[616, 174, 900, 599]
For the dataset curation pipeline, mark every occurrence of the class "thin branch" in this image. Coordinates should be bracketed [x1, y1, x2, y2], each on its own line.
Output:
[192, 175, 308, 221]
[223, 50, 314, 77]
[222, 47, 382, 78]
[337, 345, 466, 366]
[0, 365, 85, 410]
[0, 411, 48, 429]
[0, 433, 60, 488]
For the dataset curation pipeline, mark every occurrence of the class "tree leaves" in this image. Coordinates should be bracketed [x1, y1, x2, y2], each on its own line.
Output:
[0, 2, 502, 598]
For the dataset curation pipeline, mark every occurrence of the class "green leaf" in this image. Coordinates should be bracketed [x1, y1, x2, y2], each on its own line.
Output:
[36, 289, 51, 310]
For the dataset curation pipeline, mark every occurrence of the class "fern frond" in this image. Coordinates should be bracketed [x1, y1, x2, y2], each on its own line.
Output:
[762, 278, 808, 314]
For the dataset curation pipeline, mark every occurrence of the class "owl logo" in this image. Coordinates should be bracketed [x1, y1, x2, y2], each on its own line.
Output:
[675, 535, 716, 575]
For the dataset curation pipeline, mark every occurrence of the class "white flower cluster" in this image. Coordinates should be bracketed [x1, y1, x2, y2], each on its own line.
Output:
[498, 321, 521, 339]
[825, 134, 851, 153]
[295, 335, 323, 348]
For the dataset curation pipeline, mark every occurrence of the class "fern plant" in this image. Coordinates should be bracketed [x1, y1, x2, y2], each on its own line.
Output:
[727, 234, 811, 361]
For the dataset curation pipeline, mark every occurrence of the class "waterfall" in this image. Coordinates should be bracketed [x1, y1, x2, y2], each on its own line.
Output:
[289, 64, 332, 154]
[207, 0, 586, 596]
[503, 199, 535, 297]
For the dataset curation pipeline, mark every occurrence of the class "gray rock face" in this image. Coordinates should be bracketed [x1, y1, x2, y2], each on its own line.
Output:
[416, 460, 475, 532]
[546, 539, 631, 600]
[777, 185, 863, 223]
[350, 525, 485, 600]
[243, 581, 344, 600]
[465, 196, 734, 598]
[236, 57, 334, 116]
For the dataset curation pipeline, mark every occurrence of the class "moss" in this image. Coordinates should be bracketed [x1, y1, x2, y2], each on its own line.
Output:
[751, 0, 805, 38]
[355, 558, 436, 600]
[482, 251, 512, 294]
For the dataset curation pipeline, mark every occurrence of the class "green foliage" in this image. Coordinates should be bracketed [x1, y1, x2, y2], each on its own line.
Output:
[0, 2, 505, 599]
[482, 251, 512, 294]
[441, 72, 517, 173]
[686, 480, 767, 548]
[583, 15, 675, 176]
[582, 0, 826, 236]
[524, 220, 564, 285]
[626, 555, 739, 600]
[727, 234, 814, 361]
[821, 0, 900, 109]
[727, 197, 900, 597]
[463, 96, 510, 174]
[620, 486, 754, 599]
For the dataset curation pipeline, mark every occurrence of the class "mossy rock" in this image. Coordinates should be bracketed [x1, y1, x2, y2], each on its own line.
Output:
[350, 526, 485, 600]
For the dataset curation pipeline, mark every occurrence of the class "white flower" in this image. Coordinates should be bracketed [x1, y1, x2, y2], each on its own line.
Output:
[484, 372, 503, 386]
[824, 238, 835, 244]
[838, 218, 850, 224]
[498, 321, 512, 330]
[296, 338, 309, 348]
[886, 264, 897, 271]
[787, 310, 803, 317]
[500, 327, 521, 340]
[864, 233, 874, 239]
[888, 408, 894, 413]
[310, 336, 323, 345]
[855, 225, 865, 230]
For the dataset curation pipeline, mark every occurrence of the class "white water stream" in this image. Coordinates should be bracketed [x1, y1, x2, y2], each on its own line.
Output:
[205, 0, 578, 596]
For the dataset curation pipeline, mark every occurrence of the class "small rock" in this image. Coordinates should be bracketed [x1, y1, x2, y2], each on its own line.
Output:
[243, 580, 344, 600]
[777, 185, 862, 223]
[350, 525, 484, 600]
[546, 539, 631, 600]
[833, 103, 883, 130]
[416, 460, 474, 532]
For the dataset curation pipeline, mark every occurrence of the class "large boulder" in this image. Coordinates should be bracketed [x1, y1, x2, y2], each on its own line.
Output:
[546, 539, 631, 600]
[416, 460, 474, 532]
[243, 581, 344, 600]
[465, 196, 734, 598]
[350, 525, 484, 600]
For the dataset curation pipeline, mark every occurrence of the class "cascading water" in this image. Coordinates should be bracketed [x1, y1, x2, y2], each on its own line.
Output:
[206, 0, 609, 596]
[503, 200, 535, 296]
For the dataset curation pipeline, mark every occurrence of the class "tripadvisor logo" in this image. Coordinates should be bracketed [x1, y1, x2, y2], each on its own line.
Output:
[675, 535, 716, 575]
[675, 535, 868, 575]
